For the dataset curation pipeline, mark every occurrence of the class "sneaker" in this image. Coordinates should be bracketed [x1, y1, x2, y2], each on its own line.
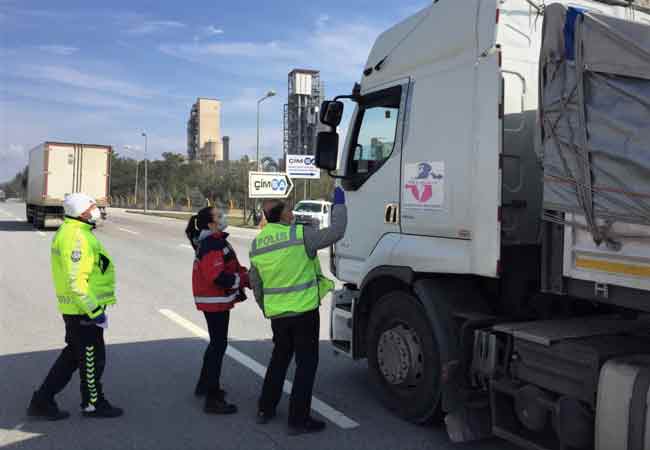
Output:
[27, 392, 70, 421]
[82, 398, 124, 418]
[288, 417, 326, 436]
[204, 391, 237, 415]
[256, 409, 276, 425]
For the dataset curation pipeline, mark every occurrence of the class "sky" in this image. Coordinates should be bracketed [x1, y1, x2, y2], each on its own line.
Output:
[0, 0, 428, 182]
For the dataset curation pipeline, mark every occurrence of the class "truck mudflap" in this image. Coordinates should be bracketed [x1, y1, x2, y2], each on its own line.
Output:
[330, 286, 358, 357]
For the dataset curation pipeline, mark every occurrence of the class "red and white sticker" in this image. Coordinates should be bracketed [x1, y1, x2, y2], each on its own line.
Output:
[403, 161, 445, 211]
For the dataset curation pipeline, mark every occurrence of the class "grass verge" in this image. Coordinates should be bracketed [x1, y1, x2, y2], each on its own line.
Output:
[125, 210, 258, 229]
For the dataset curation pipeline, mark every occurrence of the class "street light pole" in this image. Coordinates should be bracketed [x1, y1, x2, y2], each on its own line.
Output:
[256, 90, 276, 172]
[142, 132, 148, 213]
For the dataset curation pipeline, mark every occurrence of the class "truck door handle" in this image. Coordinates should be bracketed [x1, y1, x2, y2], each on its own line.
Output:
[384, 203, 399, 224]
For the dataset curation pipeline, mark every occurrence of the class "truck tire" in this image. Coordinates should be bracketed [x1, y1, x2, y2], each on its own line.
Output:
[367, 290, 442, 424]
[26, 205, 33, 224]
[34, 209, 45, 229]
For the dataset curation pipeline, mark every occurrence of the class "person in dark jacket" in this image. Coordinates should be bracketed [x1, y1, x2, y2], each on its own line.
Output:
[185, 206, 250, 414]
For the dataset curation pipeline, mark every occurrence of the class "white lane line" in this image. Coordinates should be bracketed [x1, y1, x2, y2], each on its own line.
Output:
[159, 308, 360, 430]
[118, 227, 140, 235]
[36, 230, 46, 237]
[178, 244, 194, 250]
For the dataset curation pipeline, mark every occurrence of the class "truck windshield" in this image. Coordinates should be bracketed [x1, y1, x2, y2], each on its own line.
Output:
[348, 85, 402, 177]
[295, 202, 322, 213]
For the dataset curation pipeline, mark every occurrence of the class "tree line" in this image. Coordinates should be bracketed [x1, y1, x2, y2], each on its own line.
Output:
[1, 152, 335, 213]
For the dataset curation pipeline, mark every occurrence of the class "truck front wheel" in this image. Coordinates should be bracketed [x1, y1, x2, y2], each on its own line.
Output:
[367, 291, 442, 424]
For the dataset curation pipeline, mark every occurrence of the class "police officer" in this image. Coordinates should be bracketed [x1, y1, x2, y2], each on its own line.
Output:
[250, 188, 347, 435]
[27, 193, 123, 420]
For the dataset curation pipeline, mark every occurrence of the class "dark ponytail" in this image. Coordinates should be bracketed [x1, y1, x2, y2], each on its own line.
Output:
[185, 207, 215, 251]
[185, 215, 200, 251]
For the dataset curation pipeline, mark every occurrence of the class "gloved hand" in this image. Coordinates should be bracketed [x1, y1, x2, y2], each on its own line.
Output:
[239, 268, 251, 289]
[333, 187, 345, 205]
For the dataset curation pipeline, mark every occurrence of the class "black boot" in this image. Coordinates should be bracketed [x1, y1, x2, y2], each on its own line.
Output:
[288, 417, 326, 436]
[204, 389, 237, 415]
[256, 408, 276, 425]
[27, 392, 70, 421]
[195, 380, 226, 399]
[194, 380, 208, 397]
[82, 398, 123, 418]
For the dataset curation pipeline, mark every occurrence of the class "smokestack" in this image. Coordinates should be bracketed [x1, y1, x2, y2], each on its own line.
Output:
[223, 136, 230, 162]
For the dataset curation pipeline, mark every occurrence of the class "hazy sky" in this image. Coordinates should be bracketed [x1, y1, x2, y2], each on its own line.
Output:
[0, 0, 428, 182]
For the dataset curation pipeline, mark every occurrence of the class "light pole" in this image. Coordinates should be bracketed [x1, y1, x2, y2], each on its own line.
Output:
[256, 90, 276, 171]
[141, 132, 148, 213]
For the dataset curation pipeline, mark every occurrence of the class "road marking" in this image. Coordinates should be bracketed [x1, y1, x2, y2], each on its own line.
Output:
[159, 308, 360, 430]
[178, 244, 194, 250]
[118, 227, 140, 235]
[36, 231, 46, 237]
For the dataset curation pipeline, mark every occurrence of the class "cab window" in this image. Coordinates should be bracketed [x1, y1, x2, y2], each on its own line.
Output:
[347, 85, 402, 179]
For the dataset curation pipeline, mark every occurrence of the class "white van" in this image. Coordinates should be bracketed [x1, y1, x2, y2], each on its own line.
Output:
[293, 200, 332, 228]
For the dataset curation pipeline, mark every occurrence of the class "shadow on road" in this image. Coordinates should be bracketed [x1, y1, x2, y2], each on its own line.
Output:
[0, 221, 58, 232]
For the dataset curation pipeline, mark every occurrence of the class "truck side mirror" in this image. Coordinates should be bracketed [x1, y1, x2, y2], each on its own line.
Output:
[315, 131, 339, 171]
[320, 101, 344, 127]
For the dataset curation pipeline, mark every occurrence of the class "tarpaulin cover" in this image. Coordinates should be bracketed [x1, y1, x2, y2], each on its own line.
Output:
[540, 3, 650, 240]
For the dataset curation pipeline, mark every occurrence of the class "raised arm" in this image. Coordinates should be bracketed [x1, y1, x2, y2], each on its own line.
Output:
[303, 188, 347, 259]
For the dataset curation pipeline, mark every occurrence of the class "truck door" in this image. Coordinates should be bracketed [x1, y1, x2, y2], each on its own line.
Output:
[335, 81, 408, 284]
[46, 143, 76, 201]
[79, 145, 110, 203]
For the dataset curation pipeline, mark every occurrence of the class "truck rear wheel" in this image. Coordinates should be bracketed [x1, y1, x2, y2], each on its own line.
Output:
[33, 208, 45, 229]
[367, 290, 442, 424]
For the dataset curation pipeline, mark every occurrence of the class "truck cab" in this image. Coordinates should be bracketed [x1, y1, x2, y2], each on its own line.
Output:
[316, 1, 650, 449]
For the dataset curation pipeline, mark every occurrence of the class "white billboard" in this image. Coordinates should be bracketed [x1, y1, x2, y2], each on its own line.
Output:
[286, 154, 320, 180]
[248, 172, 294, 198]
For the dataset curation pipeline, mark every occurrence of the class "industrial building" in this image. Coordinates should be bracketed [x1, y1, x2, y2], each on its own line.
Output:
[283, 69, 324, 156]
[187, 98, 224, 162]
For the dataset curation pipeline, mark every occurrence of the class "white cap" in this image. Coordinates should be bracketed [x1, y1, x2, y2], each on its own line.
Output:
[63, 193, 96, 218]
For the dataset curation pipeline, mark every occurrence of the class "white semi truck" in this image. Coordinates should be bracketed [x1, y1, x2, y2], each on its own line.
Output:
[315, 1, 650, 449]
[26, 142, 111, 228]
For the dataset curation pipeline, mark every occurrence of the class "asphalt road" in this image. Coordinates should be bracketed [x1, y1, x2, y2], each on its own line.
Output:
[0, 201, 516, 450]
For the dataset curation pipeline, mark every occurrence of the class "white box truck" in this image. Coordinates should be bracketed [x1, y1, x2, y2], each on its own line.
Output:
[315, 1, 650, 449]
[26, 142, 111, 228]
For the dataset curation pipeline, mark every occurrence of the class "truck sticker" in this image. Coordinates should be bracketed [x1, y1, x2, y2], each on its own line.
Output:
[403, 162, 444, 211]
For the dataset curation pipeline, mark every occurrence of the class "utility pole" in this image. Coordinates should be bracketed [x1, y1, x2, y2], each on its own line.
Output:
[142, 132, 148, 213]
[256, 90, 277, 171]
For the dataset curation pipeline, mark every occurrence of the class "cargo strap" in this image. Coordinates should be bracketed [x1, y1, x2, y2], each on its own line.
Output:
[628, 368, 650, 450]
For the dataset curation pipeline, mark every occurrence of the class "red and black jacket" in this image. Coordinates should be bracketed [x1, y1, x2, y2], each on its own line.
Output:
[192, 231, 250, 312]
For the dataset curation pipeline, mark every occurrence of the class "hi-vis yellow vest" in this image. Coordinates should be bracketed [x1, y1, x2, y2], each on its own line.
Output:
[51, 218, 116, 318]
[250, 223, 334, 318]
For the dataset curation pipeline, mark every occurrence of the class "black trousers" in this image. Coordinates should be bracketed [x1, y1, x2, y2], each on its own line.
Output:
[197, 311, 230, 394]
[259, 309, 319, 425]
[37, 315, 106, 407]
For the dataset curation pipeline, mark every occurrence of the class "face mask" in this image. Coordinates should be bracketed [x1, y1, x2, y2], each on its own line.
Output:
[88, 208, 102, 224]
[217, 215, 228, 232]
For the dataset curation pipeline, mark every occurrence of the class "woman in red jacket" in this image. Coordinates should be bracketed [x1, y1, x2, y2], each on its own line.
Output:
[185, 206, 250, 414]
